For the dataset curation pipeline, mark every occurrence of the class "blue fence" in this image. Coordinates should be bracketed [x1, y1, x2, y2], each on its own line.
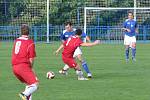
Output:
[0, 25, 150, 43]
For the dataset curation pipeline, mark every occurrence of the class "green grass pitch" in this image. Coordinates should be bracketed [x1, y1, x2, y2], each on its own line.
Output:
[0, 42, 150, 100]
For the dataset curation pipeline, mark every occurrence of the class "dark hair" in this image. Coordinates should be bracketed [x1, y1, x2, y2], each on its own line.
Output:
[65, 21, 72, 26]
[75, 29, 82, 36]
[21, 24, 29, 35]
[128, 11, 133, 15]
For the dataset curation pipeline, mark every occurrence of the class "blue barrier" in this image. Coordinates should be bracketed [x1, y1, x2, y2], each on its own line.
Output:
[0, 25, 150, 43]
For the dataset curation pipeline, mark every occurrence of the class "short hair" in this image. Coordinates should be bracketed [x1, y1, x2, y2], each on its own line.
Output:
[65, 21, 72, 26]
[75, 29, 82, 36]
[21, 24, 29, 35]
[128, 11, 133, 15]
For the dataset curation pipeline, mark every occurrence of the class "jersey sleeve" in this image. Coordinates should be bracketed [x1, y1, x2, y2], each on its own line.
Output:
[28, 40, 36, 58]
[81, 32, 87, 38]
[76, 38, 83, 47]
[63, 40, 67, 46]
[60, 32, 65, 41]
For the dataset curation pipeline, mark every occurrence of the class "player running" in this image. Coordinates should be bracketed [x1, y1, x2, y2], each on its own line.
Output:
[122, 12, 138, 62]
[11, 24, 38, 100]
[59, 21, 92, 78]
[55, 29, 100, 80]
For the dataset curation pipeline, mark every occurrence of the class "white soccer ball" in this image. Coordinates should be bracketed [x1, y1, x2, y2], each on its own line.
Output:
[46, 71, 55, 79]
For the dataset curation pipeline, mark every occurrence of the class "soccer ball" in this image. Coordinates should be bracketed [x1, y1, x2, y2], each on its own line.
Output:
[46, 71, 55, 79]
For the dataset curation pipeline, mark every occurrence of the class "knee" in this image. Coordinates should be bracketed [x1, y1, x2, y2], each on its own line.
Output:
[34, 82, 39, 89]
[132, 43, 136, 48]
[77, 55, 83, 62]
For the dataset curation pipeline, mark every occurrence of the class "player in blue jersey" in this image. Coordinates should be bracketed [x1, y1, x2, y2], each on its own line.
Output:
[59, 21, 92, 78]
[122, 12, 138, 62]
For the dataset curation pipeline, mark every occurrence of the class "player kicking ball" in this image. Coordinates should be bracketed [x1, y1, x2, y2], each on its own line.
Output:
[11, 24, 39, 100]
[59, 21, 92, 78]
[55, 29, 100, 80]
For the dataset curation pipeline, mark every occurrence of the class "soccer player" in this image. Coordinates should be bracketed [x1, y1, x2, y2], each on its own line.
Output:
[55, 29, 100, 80]
[122, 12, 138, 62]
[11, 24, 38, 100]
[59, 21, 92, 78]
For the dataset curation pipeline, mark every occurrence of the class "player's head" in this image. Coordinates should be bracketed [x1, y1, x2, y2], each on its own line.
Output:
[128, 12, 134, 20]
[75, 29, 82, 36]
[65, 21, 72, 32]
[21, 24, 29, 35]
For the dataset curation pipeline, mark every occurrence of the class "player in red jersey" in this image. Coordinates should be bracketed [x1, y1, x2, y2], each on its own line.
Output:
[11, 24, 38, 100]
[55, 29, 100, 80]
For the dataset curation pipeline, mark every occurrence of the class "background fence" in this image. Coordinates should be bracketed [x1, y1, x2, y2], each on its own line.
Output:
[0, 0, 150, 43]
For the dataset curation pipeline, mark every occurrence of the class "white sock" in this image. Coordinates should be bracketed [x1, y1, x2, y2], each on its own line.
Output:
[76, 70, 84, 78]
[63, 64, 69, 70]
[28, 94, 32, 100]
[25, 86, 32, 100]
[23, 84, 38, 96]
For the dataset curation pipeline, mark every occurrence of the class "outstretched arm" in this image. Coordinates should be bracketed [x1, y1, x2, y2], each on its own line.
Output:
[55, 44, 64, 55]
[86, 36, 91, 43]
[80, 40, 100, 47]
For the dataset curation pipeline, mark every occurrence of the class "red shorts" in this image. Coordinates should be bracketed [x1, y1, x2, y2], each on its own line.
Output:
[62, 56, 77, 68]
[12, 63, 38, 85]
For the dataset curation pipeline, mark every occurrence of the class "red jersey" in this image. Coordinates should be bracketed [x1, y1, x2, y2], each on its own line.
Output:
[62, 35, 83, 58]
[11, 36, 36, 65]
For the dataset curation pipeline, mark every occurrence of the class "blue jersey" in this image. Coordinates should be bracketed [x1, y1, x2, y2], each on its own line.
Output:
[123, 19, 137, 37]
[60, 28, 87, 41]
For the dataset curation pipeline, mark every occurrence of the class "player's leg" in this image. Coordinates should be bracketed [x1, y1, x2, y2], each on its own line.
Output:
[63, 57, 88, 80]
[13, 65, 28, 100]
[125, 45, 130, 61]
[76, 54, 92, 78]
[74, 47, 92, 78]
[131, 36, 136, 61]
[74, 64, 88, 80]
[22, 83, 38, 99]
[19, 83, 38, 100]
[13, 71, 28, 100]
[17, 64, 39, 100]
[59, 64, 69, 75]
[130, 36, 136, 61]
[23, 86, 32, 100]
[124, 35, 130, 62]
[131, 42, 136, 61]
[19, 87, 33, 100]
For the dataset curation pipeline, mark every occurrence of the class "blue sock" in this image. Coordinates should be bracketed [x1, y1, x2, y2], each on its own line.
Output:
[82, 60, 90, 74]
[132, 48, 136, 58]
[125, 48, 129, 59]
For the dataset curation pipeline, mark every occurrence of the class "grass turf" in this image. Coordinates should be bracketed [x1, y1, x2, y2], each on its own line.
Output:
[0, 42, 150, 100]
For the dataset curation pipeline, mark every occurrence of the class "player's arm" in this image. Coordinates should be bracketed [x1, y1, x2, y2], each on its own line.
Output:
[29, 58, 35, 68]
[135, 28, 138, 33]
[80, 40, 100, 47]
[60, 32, 65, 43]
[86, 36, 91, 43]
[135, 22, 138, 33]
[55, 44, 64, 55]
[122, 28, 131, 32]
[122, 21, 131, 32]
[82, 32, 91, 43]
[28, 42, 36, 68]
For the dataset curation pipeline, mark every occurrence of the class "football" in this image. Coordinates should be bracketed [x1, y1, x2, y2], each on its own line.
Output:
[46, 71, 55, 79]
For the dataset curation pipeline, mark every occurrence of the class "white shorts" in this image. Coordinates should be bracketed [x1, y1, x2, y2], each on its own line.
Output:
[124, 35, 136, 46]
[73, 47, 82, 58]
